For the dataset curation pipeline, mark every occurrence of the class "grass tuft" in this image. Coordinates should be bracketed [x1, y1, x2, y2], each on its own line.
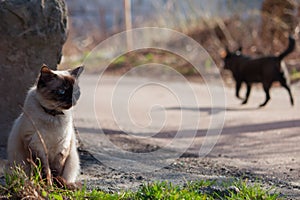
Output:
[4, 162, 46, 199]
[0, 162, 281, 200]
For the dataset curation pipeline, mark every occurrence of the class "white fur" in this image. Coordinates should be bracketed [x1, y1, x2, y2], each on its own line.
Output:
[7, 86, 80, 183]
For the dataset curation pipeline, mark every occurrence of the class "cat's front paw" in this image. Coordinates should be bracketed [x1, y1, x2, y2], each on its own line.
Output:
[53, 176, 82, 190]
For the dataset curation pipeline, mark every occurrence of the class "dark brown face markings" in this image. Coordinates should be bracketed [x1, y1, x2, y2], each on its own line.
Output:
[37, 73, 79, 110]
[50, 75, 75, 104]
[63, 75, 75, 85]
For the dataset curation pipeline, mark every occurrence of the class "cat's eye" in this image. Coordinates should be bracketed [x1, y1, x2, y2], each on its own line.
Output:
[57, 89, 65, 95]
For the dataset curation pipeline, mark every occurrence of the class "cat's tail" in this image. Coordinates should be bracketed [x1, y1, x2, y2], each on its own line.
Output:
[278, 36, 295, 60]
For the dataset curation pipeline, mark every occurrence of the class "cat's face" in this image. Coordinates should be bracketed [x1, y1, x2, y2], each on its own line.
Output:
[36, 65, 84, 111]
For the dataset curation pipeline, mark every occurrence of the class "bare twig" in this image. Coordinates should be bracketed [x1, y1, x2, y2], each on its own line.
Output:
[124, 0, 133, 51]
[26, 148, 43, 181]
[19, 105, 52, 186]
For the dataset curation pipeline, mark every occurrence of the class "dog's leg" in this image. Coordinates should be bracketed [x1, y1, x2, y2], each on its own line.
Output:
[260, 83, 271, 107]
[282, 85, 294, 106]
[235, 81, 243, 99]
[279, 78, 294, 106]
[242, 83, 251, 104]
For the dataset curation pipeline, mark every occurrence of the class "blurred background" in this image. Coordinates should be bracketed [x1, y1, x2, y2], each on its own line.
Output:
[60, 0, 300, 84]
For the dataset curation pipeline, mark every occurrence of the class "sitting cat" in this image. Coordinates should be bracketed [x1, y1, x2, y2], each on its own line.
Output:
[7, 64, 84, 185]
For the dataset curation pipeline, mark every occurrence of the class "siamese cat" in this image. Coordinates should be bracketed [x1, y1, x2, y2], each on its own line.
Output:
[7, 64, 84, 184]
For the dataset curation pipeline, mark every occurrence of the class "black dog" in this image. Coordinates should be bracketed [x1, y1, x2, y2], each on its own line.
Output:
[223, 36, 295, 107]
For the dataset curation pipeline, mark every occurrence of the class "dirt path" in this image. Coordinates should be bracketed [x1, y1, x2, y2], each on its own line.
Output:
[0, 74, 299, 198]
[73, 74, 300, 198]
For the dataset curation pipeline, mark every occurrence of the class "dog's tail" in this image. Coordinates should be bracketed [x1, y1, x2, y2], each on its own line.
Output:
[278, 36, 295, 60]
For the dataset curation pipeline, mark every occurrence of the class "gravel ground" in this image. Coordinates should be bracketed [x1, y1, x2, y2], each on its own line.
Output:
[73, 75, 300, 198]
[1, 75, 300, 199]
[0, 145, 299, 198]
[76, 138, 300, 199]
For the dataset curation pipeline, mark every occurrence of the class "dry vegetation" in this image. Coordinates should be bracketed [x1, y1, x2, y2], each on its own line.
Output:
[62, 18, 300, 84]
[60, 1, 300, 84]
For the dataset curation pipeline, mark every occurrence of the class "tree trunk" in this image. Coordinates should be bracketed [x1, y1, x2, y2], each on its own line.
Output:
[0, 0, 67, 146]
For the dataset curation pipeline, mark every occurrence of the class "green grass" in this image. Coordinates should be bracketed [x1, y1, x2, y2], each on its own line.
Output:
[291, 68, 300, 83]
[0, 163, 281, 200]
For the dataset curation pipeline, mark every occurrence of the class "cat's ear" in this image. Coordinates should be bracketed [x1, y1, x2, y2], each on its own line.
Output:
[39, 64, 56, 83]
[69, 66, 84, 78]
[40, 64, 53, 74]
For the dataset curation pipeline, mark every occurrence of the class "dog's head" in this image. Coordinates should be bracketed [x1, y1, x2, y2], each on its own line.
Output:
[221, 47, 242, 70]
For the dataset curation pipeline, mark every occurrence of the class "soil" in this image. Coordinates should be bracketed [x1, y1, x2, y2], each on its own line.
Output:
[0, 147, 298, 198]
[1, 75, 300, 199]
[74, 75, 300, 199]
[78, 149, 300, 198]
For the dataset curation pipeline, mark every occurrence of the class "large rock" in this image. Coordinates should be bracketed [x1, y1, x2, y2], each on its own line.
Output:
[0, 0, 67, 146]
